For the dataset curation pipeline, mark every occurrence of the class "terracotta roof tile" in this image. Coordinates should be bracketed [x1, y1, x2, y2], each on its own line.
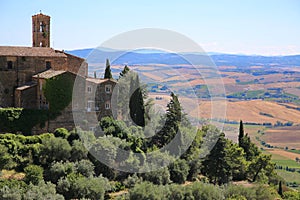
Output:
[0, 46, 67, 57]
[86, 78, 117, 84]
[32, 70, 66, 79]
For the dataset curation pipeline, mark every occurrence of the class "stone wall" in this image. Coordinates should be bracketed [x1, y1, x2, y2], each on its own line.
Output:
[0, 52, 86, 108]
[15, 85, 37, 109]
[0, 71, 17, 107]
[64, 53, 87, 77]
[31, 104, 75, 134]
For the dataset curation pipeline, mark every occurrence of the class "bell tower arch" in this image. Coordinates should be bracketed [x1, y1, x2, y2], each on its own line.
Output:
[32, 12, 50, 47]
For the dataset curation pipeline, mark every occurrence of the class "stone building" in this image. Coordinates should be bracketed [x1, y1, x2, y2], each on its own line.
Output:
[0, 46, 87, 108]
[84, 78, 117, 131]
[0, 12, 116, 133]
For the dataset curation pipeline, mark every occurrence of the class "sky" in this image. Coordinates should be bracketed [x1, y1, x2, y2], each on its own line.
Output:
[0, 0, 299, 55]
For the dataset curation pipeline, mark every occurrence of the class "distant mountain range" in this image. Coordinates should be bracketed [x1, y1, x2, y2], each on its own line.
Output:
[66, 48, 300, 67]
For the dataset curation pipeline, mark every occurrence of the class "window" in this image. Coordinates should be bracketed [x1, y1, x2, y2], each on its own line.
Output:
[46, 61, 51, 69]
[105, 101, 111, 109]
[89, 127, 95, 132]
[7, 61, 13, 69]
[87, 86, 92, 93]
[105, 84, 111, 93]
[39, 22, 45, 32]
[87, 101, 93, 112]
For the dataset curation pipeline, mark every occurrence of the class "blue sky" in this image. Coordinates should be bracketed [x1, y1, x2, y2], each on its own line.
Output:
[0, 0, 299, 55]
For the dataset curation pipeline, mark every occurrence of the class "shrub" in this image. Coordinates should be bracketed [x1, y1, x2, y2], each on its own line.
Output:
[46, 161, 75, 183]
[54, 128, 70, 139]
[57, 173, 110, 200]
[123, 173, 142, 188]
[23, 181, 64, 200]
[129, 182, 166, 200]
[39, 137, 71, 165]
[0, 144, 15, 170]
[143, 167, 170, 185]
[75, 159, 95, 177]
[169, 159, 189, 184]
[187, 182, 224, 200]
[70, 140, 88, 161]
[24, 165, 44, 185]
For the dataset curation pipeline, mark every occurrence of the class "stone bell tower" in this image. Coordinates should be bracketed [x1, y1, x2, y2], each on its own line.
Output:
[32, 12, 50, 47]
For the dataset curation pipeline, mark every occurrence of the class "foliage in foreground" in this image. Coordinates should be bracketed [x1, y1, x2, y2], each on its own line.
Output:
[125, 181, 279, 200]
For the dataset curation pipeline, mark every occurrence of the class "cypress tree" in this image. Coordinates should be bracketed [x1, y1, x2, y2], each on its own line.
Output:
[119, 65, 130, 79]
[104, 59, 112, 79]
[278, 181, 283, 196]
[238, 120, 244, 146]
[129, 74, 145, 127]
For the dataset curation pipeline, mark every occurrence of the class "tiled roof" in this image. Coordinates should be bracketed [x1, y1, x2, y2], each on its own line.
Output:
[32, 70, 66, 79]
[0, 46, 67, 57]
[86, 78, 117, 84]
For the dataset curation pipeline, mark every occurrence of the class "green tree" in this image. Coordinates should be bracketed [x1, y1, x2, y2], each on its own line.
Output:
[240, 133, 260, 161]
[116, 67, 132, 122]
[248, 154, 272, 182]
[129, 182, 166, 200]
[238, 120, 244, 146]
[186, 182, 225, 200]
[104, 59, 112, 79]
[169, 159, 189, 184]
[89, 137, 118, 179]
[75, 159, 95, 177]
[167, 184, 185, 200]
[0, 144, 15, 170]
[151, 92, 182, 147]
[70, 139, 88, 161]
[100, 116, 129, 139]
[119, 65, 130, 78]
[143, 167, 170, 185]
[23, 181, 64, 200]
[278, 181, 283, 196]
[43, 73, 74, 112]
[47, 161, 75, 183]
[39, 137, 72, 165]
[57, 173, 110, 200]
[24, 165, 44, 185]
[129, 73, 145, 127]
[202, 133, 231, 185]
[226, 141, 247, 181]
[0, 186, 22, 200]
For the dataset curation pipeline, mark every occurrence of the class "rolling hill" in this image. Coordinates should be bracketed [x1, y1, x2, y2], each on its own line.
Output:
[66, 48, 300, 67]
